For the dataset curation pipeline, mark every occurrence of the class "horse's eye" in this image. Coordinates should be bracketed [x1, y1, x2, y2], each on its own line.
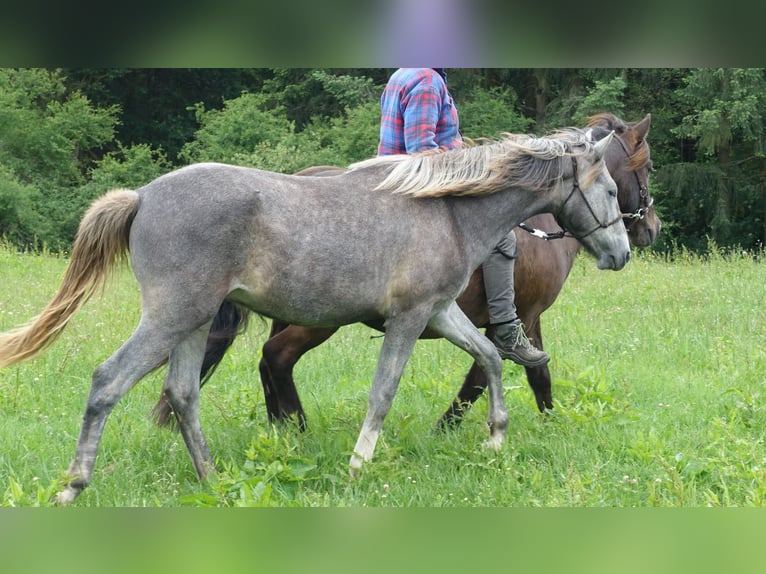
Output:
[609, 187, 617, 197]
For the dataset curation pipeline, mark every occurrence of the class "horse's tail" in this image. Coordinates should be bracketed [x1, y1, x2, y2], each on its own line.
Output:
[152, 300, 251, 428]
[0, 188, 139, 368]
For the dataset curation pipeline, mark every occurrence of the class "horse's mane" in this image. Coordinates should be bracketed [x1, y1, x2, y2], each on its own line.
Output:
[586, 113, 650, 172]
[349, 129, 598, 198]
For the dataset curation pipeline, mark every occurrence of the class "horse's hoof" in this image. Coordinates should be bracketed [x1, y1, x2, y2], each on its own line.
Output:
[52, 487, 79, 506]
[349, 454, 364, 478]
[482, 435, 504, 451]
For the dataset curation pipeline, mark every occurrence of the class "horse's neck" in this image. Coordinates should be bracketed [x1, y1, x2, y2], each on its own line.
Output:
[449, 186, 553, 264]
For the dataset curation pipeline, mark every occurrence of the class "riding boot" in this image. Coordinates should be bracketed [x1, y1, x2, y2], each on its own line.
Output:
[490, 320, 550, 367]
[482, 231, 549, 367]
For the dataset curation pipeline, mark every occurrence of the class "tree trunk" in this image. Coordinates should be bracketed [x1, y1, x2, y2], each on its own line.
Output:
[533, 69, 549, 129]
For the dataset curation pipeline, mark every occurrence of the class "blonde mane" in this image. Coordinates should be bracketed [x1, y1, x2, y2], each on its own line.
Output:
[350, 129, 599, 198]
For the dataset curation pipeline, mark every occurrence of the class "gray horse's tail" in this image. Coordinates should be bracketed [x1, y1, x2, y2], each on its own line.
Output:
[0, 188, 138, 368]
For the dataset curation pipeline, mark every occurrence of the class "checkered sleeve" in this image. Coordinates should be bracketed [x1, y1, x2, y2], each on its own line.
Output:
[400, 86, 442, 153]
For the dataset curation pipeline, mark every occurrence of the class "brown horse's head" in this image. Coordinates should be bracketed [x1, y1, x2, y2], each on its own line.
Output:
[587, 113, 661, 247]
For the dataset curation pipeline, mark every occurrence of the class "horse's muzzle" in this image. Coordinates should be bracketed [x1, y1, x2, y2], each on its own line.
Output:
[598, 249, 631, 271]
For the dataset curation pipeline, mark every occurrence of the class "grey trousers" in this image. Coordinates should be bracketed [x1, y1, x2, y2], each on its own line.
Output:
[482, 229, 518, 325]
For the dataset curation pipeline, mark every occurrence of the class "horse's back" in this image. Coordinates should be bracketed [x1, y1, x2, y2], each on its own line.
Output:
[127, 162, 470, 328]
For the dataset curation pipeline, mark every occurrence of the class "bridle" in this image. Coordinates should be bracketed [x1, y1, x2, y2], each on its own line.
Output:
[518, 154, 623, 242]
[613, 132, 654, 229]
[518, 133, 653, 241]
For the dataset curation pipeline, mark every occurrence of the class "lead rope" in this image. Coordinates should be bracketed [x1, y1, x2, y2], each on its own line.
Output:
[517, 222, 567, 241]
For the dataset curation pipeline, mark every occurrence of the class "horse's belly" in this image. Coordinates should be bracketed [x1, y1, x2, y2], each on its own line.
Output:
[228, 286, 380, 327]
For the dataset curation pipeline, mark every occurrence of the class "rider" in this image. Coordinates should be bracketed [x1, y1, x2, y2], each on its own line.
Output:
[377, 68, 549, 367]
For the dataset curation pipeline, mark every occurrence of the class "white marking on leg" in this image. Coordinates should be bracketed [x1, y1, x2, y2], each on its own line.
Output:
[349, 424, 380, 477]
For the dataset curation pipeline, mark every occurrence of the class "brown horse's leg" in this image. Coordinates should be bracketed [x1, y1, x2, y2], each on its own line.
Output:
[437, 320, 554, 428]
[438, 360, 487, 429]
[259, 323, 339, 431]
[522, 320, 554, 411]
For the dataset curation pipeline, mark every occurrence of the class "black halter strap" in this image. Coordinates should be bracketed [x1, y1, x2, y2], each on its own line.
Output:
[613, 133, 654, 227]
[519, 155, 622, 242]
[519, 134, 652, 240]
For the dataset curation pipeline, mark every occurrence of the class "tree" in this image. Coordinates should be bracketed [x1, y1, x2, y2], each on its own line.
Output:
[672, 68, 766, 245]
[0, 68, 119, 249]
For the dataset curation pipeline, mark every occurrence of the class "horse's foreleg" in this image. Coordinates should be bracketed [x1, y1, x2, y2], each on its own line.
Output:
[55, 322, 176, 505]
[438, 360, 488, 429]
[428, 303, 508, 448]
[349, 313, 428, 475]
[525, 365, 553, 411]
[259, 324, 339, 431]
[163, 322, 215, 480]
[521, 320, 553, 411]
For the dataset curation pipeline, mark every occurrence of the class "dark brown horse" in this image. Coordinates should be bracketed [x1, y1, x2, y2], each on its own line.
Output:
[153, 113, 660, 431]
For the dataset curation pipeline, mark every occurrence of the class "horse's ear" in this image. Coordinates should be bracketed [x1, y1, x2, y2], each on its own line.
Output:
[593, 130, 614, 161]
[633, 113, 651, 140]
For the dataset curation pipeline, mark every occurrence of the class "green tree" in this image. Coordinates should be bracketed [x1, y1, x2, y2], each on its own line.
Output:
[458, 86, 533, 139]
[0, 68, 119, 249]
[63, 68, 270, 162]
[178, 92, 295, 165]
[670, 68, 766, 246]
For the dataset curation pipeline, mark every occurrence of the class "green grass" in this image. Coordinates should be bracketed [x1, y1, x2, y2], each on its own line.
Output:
[1, 243, 765, 507]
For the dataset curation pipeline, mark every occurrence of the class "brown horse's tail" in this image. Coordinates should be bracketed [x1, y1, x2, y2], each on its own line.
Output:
[152, 300, 251, 428]
[0, 188, 139, 368]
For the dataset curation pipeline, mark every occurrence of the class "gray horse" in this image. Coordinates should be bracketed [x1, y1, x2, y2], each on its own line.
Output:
[0, 129, 628, 504]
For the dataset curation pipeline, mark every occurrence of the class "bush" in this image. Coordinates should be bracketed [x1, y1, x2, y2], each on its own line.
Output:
[0, 164, 48, 249]
[179, 93, 295, 165]
[459, 86, 534, 138]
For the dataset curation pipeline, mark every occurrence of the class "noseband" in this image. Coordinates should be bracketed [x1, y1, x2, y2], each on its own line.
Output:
[559, 155, 625, 240]
[613, 133, 654, 228]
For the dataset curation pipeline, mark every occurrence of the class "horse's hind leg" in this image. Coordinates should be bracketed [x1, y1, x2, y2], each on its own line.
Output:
[163, 322, 215, 479]
[55, 321, 179, 505]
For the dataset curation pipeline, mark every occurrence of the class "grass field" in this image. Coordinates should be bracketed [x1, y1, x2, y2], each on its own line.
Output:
[1, 244, 765, 507]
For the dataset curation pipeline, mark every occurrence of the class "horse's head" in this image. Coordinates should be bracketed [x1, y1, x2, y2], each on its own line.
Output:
[587, 113, 661, 247]
[555, 131, 631, 271]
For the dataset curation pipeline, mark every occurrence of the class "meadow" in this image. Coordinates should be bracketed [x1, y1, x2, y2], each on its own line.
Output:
[1, 244, 765, 507]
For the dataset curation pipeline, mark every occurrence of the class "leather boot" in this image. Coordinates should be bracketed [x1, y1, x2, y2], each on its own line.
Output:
[489, 320, 550, 367]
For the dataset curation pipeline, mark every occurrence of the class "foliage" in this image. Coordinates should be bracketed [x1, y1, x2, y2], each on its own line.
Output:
[1, 68, 766, 252]
[0, 164, 46, 247]
[0, 68, 117, 189]
[571, 75, 627, 126]
[675, 68, 766, 158]
[179, 90, 381, 172]
[0, 68, 119, 250]
[458, 86, 533, 138]
[179, 92, 295, 165]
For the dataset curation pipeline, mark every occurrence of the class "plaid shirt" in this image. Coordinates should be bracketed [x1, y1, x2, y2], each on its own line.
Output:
[377, 68, 462, 156]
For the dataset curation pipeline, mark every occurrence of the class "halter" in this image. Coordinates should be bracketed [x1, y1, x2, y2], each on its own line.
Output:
[519, 155, 622, 242]
[613, 132, 654, 228]
[519, 133, 653, 240]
